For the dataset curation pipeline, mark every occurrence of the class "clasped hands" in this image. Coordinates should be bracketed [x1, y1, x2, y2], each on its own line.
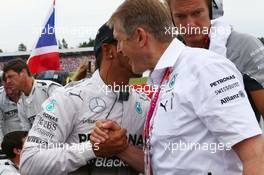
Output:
[90, 120, 129, 157]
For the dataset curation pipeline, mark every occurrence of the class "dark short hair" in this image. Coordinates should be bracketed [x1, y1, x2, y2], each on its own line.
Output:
[3, 58, 32, 80]
[1, 131, 28, 159]
[94, 23, 117, 69]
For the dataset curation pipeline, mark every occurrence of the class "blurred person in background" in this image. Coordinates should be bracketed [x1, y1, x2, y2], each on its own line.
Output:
[166, 0, 264, 123]
[0, 77, 22, 144]
[71, 58, 90, 82]
[3, 59, 61, 130]
[0, 131, 28, 175]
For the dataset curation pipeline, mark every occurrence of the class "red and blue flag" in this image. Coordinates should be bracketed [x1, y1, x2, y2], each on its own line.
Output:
[27, 0, 60, 74]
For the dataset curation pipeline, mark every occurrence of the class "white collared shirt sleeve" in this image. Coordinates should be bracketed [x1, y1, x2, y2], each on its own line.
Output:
[187, 59, 262, 147]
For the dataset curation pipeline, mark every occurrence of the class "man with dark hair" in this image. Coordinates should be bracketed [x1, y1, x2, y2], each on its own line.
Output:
[0, 131, 28, 175]
[94, 24, 117, 69]
[0, 81, 22, 144]
[20, 23, 149, 175]
[3, 59, 31, 80]
[3, 59, 61, 130]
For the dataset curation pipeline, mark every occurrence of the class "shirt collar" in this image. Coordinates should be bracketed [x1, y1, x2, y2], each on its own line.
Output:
[149, 38, 185, 85]
[22, 79, 36, 104]
[91, 70, 106, 88]
[3, 91, 16, 105]
[91, 70, 117, 98]
[154, 38, 185, 70]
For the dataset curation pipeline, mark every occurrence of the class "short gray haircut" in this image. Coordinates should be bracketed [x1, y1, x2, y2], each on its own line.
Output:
[108, 0, 174, 43]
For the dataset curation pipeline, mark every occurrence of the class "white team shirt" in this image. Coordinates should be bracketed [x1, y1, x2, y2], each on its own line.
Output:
[0, 87, 22, 143]
[148, 39, 262, 175]
[20, 71, 149, 175]
[17, 79, 61, 130]
[0, 159, 20, 175]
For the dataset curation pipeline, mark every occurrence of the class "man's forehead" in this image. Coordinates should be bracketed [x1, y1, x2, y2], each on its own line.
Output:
[171, 0, 207, 12]
[5, 70, 18, 75]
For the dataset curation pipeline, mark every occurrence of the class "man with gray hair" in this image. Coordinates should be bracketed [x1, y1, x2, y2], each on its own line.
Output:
[90, 0, 264, 174]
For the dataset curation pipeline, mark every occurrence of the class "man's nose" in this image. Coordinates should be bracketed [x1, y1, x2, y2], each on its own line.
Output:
[5, 78, 12, 85]
[117, 42, 122, 53]
[185, 16, 196, 27]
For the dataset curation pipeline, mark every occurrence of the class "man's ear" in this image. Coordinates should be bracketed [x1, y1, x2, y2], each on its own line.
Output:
[135, 27, 148, 48]
[101, 44, 115, 60]
[20, 69, 27, 76]
[13, 148, 21, 156]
